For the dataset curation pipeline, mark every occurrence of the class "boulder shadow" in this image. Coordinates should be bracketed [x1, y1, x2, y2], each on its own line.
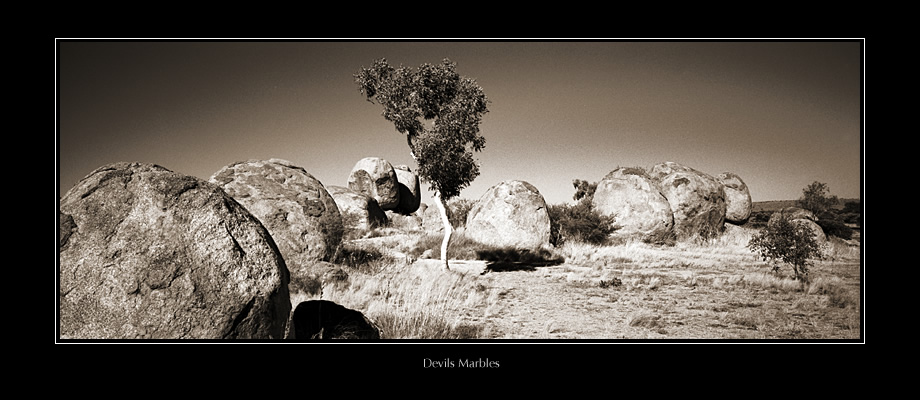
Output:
[475, 247, 565, 274]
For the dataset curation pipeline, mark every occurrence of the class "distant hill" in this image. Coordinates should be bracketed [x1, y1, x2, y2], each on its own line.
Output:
[752, 199, 860, 213]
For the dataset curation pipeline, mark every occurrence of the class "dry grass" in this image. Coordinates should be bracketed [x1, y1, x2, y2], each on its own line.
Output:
[294, 222, 861, 340]
[309, 255, 499, 339]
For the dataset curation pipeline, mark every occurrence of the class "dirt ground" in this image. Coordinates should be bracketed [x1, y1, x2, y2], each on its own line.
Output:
[413, 248, 862, 341]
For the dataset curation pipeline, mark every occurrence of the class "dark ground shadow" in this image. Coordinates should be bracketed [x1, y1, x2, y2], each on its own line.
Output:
[476, 247, 565, 274]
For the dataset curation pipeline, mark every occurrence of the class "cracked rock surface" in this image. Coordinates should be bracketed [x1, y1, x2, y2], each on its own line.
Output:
[649, 162, 727, 241]
[210, 159, 343, 287]
[59, 162, 290, 339]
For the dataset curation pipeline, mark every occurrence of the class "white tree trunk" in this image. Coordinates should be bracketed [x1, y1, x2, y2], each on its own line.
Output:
[433, 192, 452, 270]
[406, 138, 451, 270]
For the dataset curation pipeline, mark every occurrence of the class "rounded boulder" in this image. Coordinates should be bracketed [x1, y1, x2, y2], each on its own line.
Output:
[327, 185, 388, 232]
[465, 180, 552, 249]
[347, 157, 400, 210]
[59, 162, 291, 339]
[288, 300, 381, 340]
[717, 172, 752, 224]
[593, 167, 673, 242]
[649, 162, 727, 241]
[210, 159, 343, 282]
[393, 164, 421, 214]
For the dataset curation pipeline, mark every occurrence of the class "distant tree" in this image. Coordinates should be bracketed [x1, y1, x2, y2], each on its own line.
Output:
[354, 58, 489, 269]
[572, 179, 598, 203]
[797, 181, 839, 215]
[748, 213, 824, 281]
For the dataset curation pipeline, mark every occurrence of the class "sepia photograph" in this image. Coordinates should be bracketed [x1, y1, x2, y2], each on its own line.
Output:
[56, 39, 863, 348]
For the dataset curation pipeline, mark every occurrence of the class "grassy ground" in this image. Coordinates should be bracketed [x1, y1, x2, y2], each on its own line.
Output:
[294, 222, 862, 341]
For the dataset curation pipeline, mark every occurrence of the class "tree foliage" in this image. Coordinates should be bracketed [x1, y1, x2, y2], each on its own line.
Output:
[354, 58, 488, 201]
[748, 214, 824, 281]
[797, 181, 838, 215]
[548, 179, 616, 246]
[572, 179, 598, 202]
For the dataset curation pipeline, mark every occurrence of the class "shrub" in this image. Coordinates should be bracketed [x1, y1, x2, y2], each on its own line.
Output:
[842, 200, 861, 215]
[815, 213, 854, 240]
[331, 244, 391, 274]
[447, 198, 476, 228]
[547, 201, 618, 246]
[748, 213, 824, 281]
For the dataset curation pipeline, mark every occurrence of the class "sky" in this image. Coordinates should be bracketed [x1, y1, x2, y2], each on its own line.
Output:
[56, 40, 863, 207]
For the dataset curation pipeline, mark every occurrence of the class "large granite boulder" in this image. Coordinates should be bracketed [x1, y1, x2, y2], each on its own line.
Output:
[465, 180, 552, 249]
[393, 164, 421, 215]
[593, 167, 673, 242]
[210, 159, 343, 283]
[288, 300, 381, 340]
[717, 172, 752, 224]
[327, 185, 388, 232]
[59, 162, 291, 339]
[347, 157, 400, 210]
[649, 162, 727, 240]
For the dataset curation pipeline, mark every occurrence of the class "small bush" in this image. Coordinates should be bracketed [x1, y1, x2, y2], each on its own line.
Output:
[548, 201, 618, 246]
[816, 217, 853, 240]
[748, 214, 824, 281]
[331, 244, 391, 274]
[842, 200, 861, 214]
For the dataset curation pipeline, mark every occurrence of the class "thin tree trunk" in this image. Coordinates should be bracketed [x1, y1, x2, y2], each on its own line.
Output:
[406, 135, 451, 270]
[432, 191, 452, 270]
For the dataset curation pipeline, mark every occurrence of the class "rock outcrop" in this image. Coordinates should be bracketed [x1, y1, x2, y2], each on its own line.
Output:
[210, 159, 343, 283]
[288, 300, 381, 340]
[465, 180, 552, 249]
[593, 167, 674, 242]
[393, 164, 421, 215]
[718, 172, 752, 224]
[649, 162, 726, 240]
[59, 162, 290, 339]
[347, 157, 400, 210]
[327, 185, 388, 232]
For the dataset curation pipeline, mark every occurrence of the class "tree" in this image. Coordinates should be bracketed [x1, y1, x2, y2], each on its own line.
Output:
[748, 213, 823, 281]
[798, 181, 838, 215]
[572, 179, 597, 203]
[354, 58, 489, 269]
